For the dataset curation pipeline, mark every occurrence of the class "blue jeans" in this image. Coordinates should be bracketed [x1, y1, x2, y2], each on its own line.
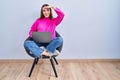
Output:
[24, 37, 63, 57]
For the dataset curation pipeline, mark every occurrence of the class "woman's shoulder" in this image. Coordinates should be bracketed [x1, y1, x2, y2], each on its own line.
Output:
[36, 18, 41, 21]
[36, 18, 46, 21]
[34, 18, 43, 22]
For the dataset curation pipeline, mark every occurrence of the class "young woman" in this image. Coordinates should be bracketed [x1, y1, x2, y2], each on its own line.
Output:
[24, 4, 64, 57]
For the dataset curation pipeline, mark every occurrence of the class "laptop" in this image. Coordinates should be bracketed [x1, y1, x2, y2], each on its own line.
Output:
[32, 32, 52, 43]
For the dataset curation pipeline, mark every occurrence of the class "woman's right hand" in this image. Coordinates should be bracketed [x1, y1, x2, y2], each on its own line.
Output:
[44, 5, 56, 10]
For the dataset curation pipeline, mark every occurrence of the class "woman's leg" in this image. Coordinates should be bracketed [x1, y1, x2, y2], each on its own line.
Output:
[24, 40, 44, 57]
[46, 37, 63, 54]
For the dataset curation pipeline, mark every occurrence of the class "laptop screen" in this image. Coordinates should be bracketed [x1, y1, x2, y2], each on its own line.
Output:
[32, 32, 52, 43]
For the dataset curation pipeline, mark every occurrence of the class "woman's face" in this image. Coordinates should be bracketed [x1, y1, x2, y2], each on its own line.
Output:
[42, 6, 50, 18]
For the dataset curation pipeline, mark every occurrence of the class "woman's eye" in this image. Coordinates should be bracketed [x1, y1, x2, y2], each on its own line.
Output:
[47, 9, 50, 11]
[43, 10, 45, 12]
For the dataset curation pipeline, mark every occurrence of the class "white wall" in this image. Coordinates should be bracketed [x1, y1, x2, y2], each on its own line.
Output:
[0, 0, 120, 59]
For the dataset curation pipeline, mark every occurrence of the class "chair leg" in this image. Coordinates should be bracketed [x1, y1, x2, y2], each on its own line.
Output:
[53, 57, 58, 65]
[36, 57, 39, 64]
[28, 58, 37, 77]
[50, 58, 58, 77]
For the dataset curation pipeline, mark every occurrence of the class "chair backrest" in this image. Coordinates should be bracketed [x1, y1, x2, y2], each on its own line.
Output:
[24, 31, 63, 58]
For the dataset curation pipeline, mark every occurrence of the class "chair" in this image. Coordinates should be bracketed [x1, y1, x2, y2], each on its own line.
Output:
[24, 31, 63, 77]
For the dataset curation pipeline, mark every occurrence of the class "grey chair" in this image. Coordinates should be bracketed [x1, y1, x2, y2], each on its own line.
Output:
[24, 31, 63, 77]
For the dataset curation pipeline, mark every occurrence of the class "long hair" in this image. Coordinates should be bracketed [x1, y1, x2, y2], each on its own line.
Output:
[39, 4, 53, 20]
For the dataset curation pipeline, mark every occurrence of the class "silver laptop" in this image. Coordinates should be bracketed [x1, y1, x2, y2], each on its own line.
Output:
[32, 32, 52, 43]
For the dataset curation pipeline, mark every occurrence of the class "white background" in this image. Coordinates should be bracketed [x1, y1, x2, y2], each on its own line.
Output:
[0, 0, 120, 59]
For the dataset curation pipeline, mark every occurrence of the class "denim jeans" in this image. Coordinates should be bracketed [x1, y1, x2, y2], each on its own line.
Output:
[24, 37, 63, 57]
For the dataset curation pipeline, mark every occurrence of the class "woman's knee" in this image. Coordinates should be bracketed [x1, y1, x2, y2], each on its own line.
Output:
[54, 37, 63, 43]
[24, 40, 34, 47]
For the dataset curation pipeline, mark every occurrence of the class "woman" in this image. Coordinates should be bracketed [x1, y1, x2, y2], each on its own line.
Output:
[24, 4, 64, 57]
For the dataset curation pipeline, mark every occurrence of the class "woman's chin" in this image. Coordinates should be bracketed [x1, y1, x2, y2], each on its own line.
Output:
[45, 16, 49, 18]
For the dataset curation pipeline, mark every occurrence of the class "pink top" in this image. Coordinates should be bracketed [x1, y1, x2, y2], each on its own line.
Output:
[29, 7, 64, 39]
